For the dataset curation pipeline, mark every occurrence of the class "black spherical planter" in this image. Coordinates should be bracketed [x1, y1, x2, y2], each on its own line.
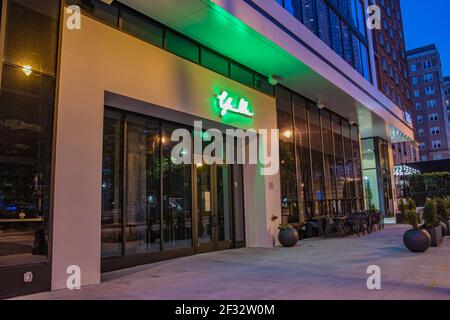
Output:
[439, 221, 448, 237]
[403, 229, 431, 253]
[278, 228, 299, 247]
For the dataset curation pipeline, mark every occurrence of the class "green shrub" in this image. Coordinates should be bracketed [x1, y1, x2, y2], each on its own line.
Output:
[404, 209, 419, 229]
[398, 199, 407, 215]
[407, 198, 416, 211]
[436, 198, 449, 220]
[423, 198, 439, 228]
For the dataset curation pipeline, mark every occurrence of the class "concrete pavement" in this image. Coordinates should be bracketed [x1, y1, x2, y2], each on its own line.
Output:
[17, 224, 450, 300]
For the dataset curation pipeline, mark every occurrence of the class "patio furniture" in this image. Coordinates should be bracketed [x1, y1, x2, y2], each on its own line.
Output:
[305, 219, 324, 238]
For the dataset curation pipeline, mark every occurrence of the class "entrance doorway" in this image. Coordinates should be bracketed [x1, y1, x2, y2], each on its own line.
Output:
[101, 108, 246, 272]
[196, 164, 233, 253]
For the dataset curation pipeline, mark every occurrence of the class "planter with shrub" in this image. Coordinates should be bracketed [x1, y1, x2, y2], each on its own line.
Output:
[436, 197, 450, 236]
[421, 199, 443, 247]
[403, 208, 431, 253]
[278, 224, 299, 247]
[397, 199, 406, 224]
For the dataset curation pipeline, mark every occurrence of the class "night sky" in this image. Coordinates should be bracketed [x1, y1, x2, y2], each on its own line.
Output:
[401, 0, 450, 77]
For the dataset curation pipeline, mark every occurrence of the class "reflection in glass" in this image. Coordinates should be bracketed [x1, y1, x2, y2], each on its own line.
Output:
[5, 0, 60, 76]
[162, 125, 192, 249]
[197, 164, 212, 244]
[309, 105, 325, 216]
[0, 64, 54, 267]
[217, 166, 231, 241]
[293, 95, 312, 220]
[321, 110, 336, 214]
[125, 116, 161, 254]
[276, 87, 298, 223]
[102, 111, 123, 258]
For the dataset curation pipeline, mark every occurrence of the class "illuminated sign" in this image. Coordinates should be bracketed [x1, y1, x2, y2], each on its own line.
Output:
[394, 165, 420, 176]
[216, 91, 254, 118]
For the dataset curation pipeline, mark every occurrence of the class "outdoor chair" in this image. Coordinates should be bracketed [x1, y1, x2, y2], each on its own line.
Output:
[305, 220, 323, 238]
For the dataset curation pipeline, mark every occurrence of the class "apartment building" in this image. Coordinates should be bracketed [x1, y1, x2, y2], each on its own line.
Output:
[408, 45, 450, 161]
[371, 0, 419, 165]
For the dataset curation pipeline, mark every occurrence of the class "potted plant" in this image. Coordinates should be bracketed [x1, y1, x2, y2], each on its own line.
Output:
[421, 199, 443, 247]
[397, 199, 407, 223]
[436, 197, 449, 236]
[403, 208, 431, 253]
[278, 223, 299, 247]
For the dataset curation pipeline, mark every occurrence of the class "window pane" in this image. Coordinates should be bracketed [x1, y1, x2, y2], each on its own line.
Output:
[121, 9, 163, 47]
[254, 75, 274, 96]
[5, 0, 60, 75]
[360, 42, 371, 82]
[321, 110, 336, 214]
[343, 120, 355, 212]
[201, 48, 229, 77]
[317, 0, 331, 47]
[332, 115, 345, 214]
[341, 22, 354, 67]
[284, 0, 302, 20]
[352, 34, 363, 75]
[230, 63, 254, 88]
[162, 124, 192, 249]
[102, 110, 123, 258]
[351, 125, 363, 210]
[125, 116, 161, 254]
[293, 94, 313, 219]
[302, 0, 317, 34]
[165, 31, 199, 63]
[309, 104, 325, 216]
[276, 87, 299, 224]
[0, 64, 55, 267]
[329, 10, 343, 58]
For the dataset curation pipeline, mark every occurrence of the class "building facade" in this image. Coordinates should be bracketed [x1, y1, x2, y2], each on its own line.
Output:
[407, 45, 450, 161]
[0, 0, 413, 298]
[444, 76, 450, 149]
[371, 0, 418, 165]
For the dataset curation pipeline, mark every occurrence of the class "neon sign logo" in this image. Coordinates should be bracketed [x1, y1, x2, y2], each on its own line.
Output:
[217, 91, 254, 118]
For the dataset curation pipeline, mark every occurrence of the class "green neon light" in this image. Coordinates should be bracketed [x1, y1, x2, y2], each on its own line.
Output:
[216, 91, 254, 118]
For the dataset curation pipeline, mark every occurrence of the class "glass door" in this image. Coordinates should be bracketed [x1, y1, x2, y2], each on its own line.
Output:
[195, 164, 233, 252]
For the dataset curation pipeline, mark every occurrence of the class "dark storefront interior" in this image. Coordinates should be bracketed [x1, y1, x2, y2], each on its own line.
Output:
[276, 86, 365, 226]
[101, 108, 246, 271]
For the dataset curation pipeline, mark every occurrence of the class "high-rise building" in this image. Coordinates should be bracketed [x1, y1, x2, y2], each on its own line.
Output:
[0, 0, 414, 297]
[444, 76, 450, 149]
[407, 45, 450, 161]
[372, 0, 419, 165]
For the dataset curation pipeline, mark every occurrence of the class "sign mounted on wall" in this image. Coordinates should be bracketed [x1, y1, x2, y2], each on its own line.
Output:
[216, 91, 254, 118]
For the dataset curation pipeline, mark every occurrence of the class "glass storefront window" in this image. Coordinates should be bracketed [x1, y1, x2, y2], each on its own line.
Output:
[332, 115, 346, 213]
[276, 87, 299, 223]
[5, 0, 60, 76]
[321, 110, 336, 214]
[308, 104, 325, 216]
[162, 124, 193, 249]
[0, 64, 55, 267]
[125, 116, 161, 254]
[276, 89, 365, 219]
[293, 95, 312, 220]
[102, 111, 124, 258]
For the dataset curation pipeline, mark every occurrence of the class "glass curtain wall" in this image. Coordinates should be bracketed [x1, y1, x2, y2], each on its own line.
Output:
[361, 137, 394, 216]
[276, 88, 364, 224]
[102, 110, 193, 258]
[275, 0, 372, 82]
[0, 0, 60, 268]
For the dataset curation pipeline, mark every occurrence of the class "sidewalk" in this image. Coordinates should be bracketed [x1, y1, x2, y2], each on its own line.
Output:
[17, 224, 450, 300]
